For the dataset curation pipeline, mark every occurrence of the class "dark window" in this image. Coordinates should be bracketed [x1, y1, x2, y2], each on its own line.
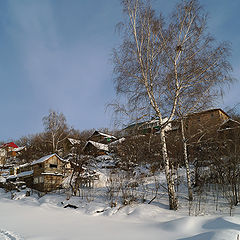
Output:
[50, 164, 57, 168]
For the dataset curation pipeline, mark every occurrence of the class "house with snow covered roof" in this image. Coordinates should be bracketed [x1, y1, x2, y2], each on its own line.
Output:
[0, 142, 25, 166]
[83, 140, 109, 156]
[88, 131, 117, 144]
[123, 109, 230, 139]
[122, 118, 171, 135]
[6, 153, 71, 192]
[62, 137, 82, 155]
[30, 153, 70, 192]
[82, 130, 118, 156]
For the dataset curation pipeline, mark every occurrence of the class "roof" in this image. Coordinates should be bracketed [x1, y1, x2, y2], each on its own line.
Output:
[7, 175, 17, 180]
[67, 138, 81, 145]
[41, 172, 63, 176]
[123, 109, 230, 132]
[19, 163, 30, 168]
[109, 137, 126, 146]
[90, 131, 117, 140]
[12, 146, 25, 152]
[17, 170, 33, 178]
[31, 153, 64, 166]
[187, 108, 230, 119]
[122, 121, 146, 131]
[7, 170, 33, 179]
[123, 117, 169, 132]
[84, 141, 109, 152]
[218, 118, 240, 131]
[0, 142, 18, 149]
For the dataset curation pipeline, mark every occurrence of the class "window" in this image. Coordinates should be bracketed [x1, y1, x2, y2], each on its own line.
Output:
[34, 177, 38, 184]
[39, 176, 44, 183]
[50, 164, 57, 168]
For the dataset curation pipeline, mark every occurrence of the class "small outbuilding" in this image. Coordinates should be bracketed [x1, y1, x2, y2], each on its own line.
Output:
[31, 153, 69, 192]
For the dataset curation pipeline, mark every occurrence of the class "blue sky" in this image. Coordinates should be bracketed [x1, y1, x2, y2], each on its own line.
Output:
[0, 0, 239, 141]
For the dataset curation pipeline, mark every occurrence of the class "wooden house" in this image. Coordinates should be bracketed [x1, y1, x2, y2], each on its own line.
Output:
[0, 142, 18, 165]
[83, 140, 109, 156]
[88, 131, 117, 144]
[122, 118, 172, 136]
[6, 154, 72, 192]
[123, 109, 229, 140]
[217, 118, 240, 140]
[63, 138, 82, 155]
[0, 142, 25, 166]
[0, 142, 19, 155]
[182, 109, 230, 141]
[30, 153, 69, 192]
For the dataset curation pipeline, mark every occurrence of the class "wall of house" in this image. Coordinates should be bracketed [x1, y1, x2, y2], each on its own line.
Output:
[43, 175, 63, 192]
[0, 149, 6, 166]
[84, 144, 106, 156]
[33, 174, 63, 192]
[89, 135, 110, 144]
[32, 155, 63, 177]
[185, 110, 229, 141]
[32, 155, 65, 192]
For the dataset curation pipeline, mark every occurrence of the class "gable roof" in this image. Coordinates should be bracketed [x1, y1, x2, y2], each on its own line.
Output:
[31, 153, 64, 166]
[17, 170, 34, 178]
[84, 140, 109, 152]
[67, 138, 81, 145]
[186, 108, 230, 119]
[123, 117, 169, 132]
[7, 170, 33, 180]
[0, 142, 18, 149]
[218, 118, 240, 131]
[12, 146, 25, 152]
[90, 131, 117, 140]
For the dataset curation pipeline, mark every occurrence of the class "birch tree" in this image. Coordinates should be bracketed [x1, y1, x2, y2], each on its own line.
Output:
[113, 0, 232, 209]
[171, 0, 232, 201]
[42, 110, 70, 153]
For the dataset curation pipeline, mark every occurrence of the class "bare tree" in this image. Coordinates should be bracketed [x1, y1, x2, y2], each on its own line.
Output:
[42, 110, 70, 153]
[113, 0, 232, 209]
[17, 133, 51, 162]
[173, 0, 232, 200]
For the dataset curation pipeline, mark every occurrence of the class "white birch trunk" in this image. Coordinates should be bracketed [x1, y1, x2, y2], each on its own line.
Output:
[180, 119, 193, 201]
[160, 128, 178, 210]
[52, 133, 56, 153]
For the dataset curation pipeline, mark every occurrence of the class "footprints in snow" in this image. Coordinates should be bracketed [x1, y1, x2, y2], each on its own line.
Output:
[0, 230, 23, 240]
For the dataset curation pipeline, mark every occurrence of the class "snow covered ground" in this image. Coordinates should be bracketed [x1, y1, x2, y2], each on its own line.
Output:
[0, 188, 240, 240]
[1, 165, 240, 239]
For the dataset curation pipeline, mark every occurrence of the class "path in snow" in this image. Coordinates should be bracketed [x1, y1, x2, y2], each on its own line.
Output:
[0, 230, 23, 240]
